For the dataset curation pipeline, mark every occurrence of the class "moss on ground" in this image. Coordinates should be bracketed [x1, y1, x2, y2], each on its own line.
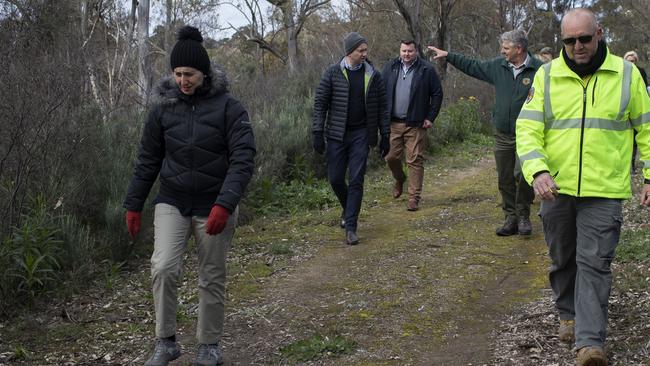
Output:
[0, 139, 552, 365]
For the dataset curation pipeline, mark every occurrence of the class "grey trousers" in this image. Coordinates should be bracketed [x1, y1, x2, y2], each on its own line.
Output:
[539, 195, 622, 349]
[494, 131, 534, 220]
[151, 203, 237, 344]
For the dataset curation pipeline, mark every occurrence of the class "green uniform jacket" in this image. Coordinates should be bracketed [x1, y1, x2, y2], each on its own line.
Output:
[446, 52, 543, 135]
[516, 48, 650, 199]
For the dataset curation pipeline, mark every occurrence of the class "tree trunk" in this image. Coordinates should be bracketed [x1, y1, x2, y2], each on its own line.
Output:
[393, 0, 423, 55]
[165, 0, 174, 52]
[137, 0, 151, 107]
[283, 1, 298, 73]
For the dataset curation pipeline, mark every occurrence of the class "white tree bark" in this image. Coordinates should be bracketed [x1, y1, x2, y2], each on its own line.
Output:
[137, 0, 151, 106]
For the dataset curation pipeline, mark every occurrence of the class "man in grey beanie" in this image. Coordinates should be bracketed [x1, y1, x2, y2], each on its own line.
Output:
[312, 32, 390, 245]
[344, 32, 367, 56]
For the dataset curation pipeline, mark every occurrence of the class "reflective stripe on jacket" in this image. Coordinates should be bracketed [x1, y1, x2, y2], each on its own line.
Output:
[516, 48, 650, 198]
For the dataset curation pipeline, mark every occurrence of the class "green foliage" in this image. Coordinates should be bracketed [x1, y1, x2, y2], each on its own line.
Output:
[102, 260, 126, 290]
[269, 242, 293, 255]
[1, 196, 62, 304]
[251, 94, 317, 182]
[247, 177, 337, 216]
[617, 229, 650, 263]
[279, 334, 357, 362]
[428, 97, 483, 152]
[12, 346, 29, 361]
[0, 113, 143, 313]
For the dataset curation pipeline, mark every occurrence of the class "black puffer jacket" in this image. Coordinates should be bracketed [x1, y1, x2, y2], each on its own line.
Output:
[312, 59, 389, 146]
[382, 57, 443, 127]
[123, 68, 256, 216]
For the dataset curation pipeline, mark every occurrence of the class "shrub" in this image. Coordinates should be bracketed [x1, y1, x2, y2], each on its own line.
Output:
[247, 177, 337, 216]
[428, 97, 484, 152]
[1, 196, 62, 308]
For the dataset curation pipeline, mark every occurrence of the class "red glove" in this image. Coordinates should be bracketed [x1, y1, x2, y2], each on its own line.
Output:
[125, 210, 142, 240]
[206, 205, 230, 235]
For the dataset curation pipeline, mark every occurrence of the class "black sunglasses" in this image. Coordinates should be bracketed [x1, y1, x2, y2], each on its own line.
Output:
[562, 34, 594, 45]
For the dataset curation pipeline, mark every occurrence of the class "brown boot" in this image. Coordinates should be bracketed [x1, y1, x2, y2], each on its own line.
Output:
[576, 346, 607, 366]
[558, 319, 575, 343]
[407, 198, 419, 211]
[393, 179, 404, 199]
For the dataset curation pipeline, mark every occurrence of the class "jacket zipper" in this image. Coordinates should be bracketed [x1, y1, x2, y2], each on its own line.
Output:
[365, 69, 373, 114]
[509, 69, 520, 132]
[577, 78, 591, 196]
[191, 104, 196, 193]
[591, 77, 598, 107]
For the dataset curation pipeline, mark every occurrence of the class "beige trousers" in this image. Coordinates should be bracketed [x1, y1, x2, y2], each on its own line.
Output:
[151, 203, 237, 344]
[385, 122, 427, 201]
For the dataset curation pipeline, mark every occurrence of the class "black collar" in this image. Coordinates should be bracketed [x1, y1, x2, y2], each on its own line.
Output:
[562, 40, 607, 77]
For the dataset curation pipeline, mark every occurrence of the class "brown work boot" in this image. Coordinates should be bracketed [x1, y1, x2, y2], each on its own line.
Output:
[407, 198, 419, 211]
[558, 319, 575, 343]
[393, 179, 404, 199]
[576, 346, 607, 366]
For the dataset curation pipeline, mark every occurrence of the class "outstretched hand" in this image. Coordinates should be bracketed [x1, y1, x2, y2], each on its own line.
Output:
[427, 46, 448, 60]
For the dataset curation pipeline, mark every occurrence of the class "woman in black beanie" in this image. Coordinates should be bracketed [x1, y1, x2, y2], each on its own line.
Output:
[124, 25, 256, 366]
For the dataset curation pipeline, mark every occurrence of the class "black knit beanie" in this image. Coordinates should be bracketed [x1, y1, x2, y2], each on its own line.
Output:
[170, 26, 211, 75]
[343, 32, 367, 55]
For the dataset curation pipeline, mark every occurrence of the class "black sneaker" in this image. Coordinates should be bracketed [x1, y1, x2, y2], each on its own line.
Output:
[145, 338, 181, 366]
[518, 218, 532, 236]
[194, 343, 223, 366]
[496, 217, 518, 236]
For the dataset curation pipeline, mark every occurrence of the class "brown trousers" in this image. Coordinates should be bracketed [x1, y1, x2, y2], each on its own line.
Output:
[385, 122, 427, 201]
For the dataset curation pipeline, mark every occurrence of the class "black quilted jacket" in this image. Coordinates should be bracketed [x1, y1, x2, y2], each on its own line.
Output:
[312, 59, 390, 146]
[123, 68, 256, 216]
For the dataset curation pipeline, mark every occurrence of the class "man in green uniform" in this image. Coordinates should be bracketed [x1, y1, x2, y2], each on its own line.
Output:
[429, 29, 542, 236]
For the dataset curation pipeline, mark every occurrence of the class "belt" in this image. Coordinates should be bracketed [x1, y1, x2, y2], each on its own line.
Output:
[391, 118, 407, 123]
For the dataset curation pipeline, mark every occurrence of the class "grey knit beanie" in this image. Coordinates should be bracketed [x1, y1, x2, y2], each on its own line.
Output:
[343, 32, 367, 55]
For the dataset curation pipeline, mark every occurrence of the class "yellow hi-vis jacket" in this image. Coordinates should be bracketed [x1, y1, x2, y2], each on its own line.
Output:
[516, 48, 650, 198]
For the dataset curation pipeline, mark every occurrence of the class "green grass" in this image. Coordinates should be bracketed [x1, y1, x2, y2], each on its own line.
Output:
[279, 334, 357, 362]
[617, 229, 650, 262]
[269, 242, 293, 255]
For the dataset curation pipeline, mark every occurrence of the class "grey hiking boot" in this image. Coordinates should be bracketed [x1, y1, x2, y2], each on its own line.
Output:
[518, 217, 532, 236]
[194, 343, 223, 366]
[145, 338, 181, 366]
[496, 216, 518, 236]
[346, 230, 359, 245]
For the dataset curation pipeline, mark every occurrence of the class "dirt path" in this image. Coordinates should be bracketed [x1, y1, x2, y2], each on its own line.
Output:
[212, 155, 548, 365]
[0, 149, 553, 365]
